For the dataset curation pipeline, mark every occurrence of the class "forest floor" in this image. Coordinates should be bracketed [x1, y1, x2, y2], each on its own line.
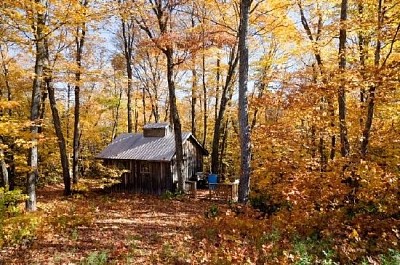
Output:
[1, 183, 230, 264]
[2, 182, 399, 264]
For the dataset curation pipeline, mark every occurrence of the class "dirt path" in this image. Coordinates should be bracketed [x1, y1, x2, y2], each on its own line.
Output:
[1, 186, 220, 264]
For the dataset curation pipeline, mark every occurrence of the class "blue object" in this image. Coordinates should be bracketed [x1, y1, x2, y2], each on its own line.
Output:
[208, 174, 218, 190]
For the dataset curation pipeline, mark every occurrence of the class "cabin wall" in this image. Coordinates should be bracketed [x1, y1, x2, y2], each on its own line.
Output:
[172, 139, 204, 183]
[104, 159, 173, 195]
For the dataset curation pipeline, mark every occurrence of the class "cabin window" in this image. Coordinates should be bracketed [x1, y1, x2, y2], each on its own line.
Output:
[140, 162, 151, 174]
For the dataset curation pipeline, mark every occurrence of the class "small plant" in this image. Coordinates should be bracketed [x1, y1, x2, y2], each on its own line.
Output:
[161, 190, 185, 200]
[71, 228, 79, 241]
[2, 214, 40, 248]
[81, 250, 108, 265]
[380, 249, 400, 265]
[291, 237, 338, 265]
[0, 188, 34, 248]
[161, 190, 174, 200]
[0, 188, 27, 218]
[205, 204, 219, 218]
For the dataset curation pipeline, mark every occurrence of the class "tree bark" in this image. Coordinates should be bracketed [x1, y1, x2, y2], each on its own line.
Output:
[215, 57, 220, 123]
[27, 0, 47, 211]
[73, 0, 88, 185]
[218, 118, 229, 175]
[142, 86, 147, 124]
[46, 78, 71, 195]
[0, 139, 8, 189]
[338, 0, 350, 157]
[211, 47, 238, 174]
[122, 18, 134, 133]
[111, 69, 123, 141]
[0, 44, 13, 116]
[201, 49, 207, 147]
[165, 48, 184, 191]
[238, 0, 251, 203]
[360, 0, 383, 158]
[191, 63, 197, 137]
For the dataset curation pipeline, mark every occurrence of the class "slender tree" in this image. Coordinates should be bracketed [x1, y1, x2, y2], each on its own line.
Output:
[27, 0, 48, 211]
[43, 30, 72, 195]
[338, 0, 350, 157]
[72, 0, 89, 185]
[211, 46, 238, 174]
[237, 0, 251, 203]
[134, 0, 186, 191]
[118, 0, 135, 133]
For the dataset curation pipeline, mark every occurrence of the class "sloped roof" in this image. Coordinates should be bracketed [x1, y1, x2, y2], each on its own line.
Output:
[96, 132, 208, 161]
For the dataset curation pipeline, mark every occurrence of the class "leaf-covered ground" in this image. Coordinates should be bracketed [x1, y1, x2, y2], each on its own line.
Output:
[1, 185, 226, 264]
[2, 184, 399, 264]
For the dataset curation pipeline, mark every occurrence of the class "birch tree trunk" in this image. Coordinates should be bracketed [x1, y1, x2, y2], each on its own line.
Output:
[27, 0, 47, 211]
[73, 0, 88, 185]
[0, 139, 8, 189]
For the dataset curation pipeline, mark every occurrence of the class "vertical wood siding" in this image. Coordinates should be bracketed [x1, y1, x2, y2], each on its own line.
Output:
[104, 137, 203, 195]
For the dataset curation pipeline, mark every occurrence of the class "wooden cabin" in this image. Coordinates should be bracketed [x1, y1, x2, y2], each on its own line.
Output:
[96, 123, 208, 195]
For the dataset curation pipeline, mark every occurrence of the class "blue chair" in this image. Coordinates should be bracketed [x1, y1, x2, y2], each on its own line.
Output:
[208, 174, 218, 189]
[208, 174, 218, 200]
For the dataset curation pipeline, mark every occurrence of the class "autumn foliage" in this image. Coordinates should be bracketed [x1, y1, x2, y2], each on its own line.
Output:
[0, 0, 399, 263]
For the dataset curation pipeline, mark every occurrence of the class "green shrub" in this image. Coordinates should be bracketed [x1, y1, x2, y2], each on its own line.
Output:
[1, 214, 40, 248]
[205, 204, 219, 218]
[0, 188, 27, 218]
[380, 249, 400, 265]
[292, 238, 338, 265]
[81, 250, 108, 265]
[0, 188, 31, 248]
[161, 190, 185, 200]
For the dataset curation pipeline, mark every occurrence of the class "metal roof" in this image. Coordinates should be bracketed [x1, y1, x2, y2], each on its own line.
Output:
[96, 132, 207, 161]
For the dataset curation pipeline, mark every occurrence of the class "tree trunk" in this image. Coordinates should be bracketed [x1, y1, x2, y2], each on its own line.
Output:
[127, 64, 133, 132]
[361, 0, 382, 158]
[191, 64, 197, 137]
[215, 57, 220, 123]
[0, 140, 8, 189]
[165, 48, 184, 192]
[73, 1, 87, 185]
[46, 79, 71, 195]
[202, 50, 207, 147]
[37, 90, 47, 134]
[0, 45, 13, 116]
[211, 47, 238, 174]
[358, 3, 367, 128]
[338, 0, 350, 157]
[218, 119, 229, 175]
[111, 70, 123, 141]
[122, 17, 134, 133]
[238, 0, 251, 204]
[319, 137, 327, 172]
[73, 82, 81, 185]
[142, 86, 146, 124]
[27, 0, 47, 211]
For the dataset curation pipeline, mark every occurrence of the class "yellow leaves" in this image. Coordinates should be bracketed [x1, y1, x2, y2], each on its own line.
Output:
[349, 229, 360, 241]
[0, 100, 20, 111]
